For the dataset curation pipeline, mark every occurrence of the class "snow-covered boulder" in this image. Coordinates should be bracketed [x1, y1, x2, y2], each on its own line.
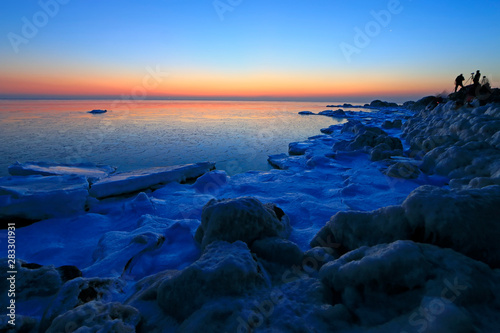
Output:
[0, 259, 81, 310]
[320, 240, 500, 330]
[40, 277, 125, 331]
[250, 237, 303, 266]
[46, 301, 140, 333]
[370, 143, 403, 161]
[8, 161, 115, 183]
[89, 162, 215, 198]
[384, 161, 421, 179]
[195, 197, 291, 250]
[0, 175, 89, 221]
[288, 141, 313, 155]
[311, 185, 500, 268]
[403, 185, 500, 267]
[192, 170, 228, 194]
[157, 241, 267, 321]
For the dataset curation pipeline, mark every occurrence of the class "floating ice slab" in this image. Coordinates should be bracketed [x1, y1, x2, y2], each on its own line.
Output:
[0, 175, 89, 221]
[88, 109, 107, 114]
[89, 162, 215, 198]
[8, 161, 115, 183]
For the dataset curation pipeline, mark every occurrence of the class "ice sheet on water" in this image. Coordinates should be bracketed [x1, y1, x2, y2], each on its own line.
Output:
[0, 175, 89, 221]
[89, 162, 215, 198]
[8, 161, 115, 183]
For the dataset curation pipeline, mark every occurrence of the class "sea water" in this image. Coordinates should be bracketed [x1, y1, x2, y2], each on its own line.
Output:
[0, 100, 365, 176]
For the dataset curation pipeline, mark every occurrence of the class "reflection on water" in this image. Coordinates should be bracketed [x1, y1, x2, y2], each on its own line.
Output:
[0, 100, 354, 176]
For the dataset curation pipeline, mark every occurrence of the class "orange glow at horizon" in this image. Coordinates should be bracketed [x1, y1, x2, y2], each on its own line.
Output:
[0, 69, 445, 100]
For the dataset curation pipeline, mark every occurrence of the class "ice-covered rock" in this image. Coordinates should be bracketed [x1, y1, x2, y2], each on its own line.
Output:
[0, 258, 81, 314]
[402, 101, 500, 185]
[370, 143, 403, 161]
[250, 237, 303, 266]
[0, 175, 89, 222]
[195, 197, 291, 249]
[192, 170, 228, 194]
[320, 124, 343, 134]
[89, 162, 215, 198]
[384, 161, 421, 179]
[40, 277, 125, 331]
[312, 185, 500, 267]
[0, 315, 38, 332]
[288, 141, 313, 155]
[382, 119, 403, 129]
[46, 301, 140, 333]
[403, 185, 500, 267]
[298, 111, 314, 115]
[318, 109, 346, 117]
[320, 240, 500, 330]
[157, 241, 267, 321]
[8, 161, 115, 183]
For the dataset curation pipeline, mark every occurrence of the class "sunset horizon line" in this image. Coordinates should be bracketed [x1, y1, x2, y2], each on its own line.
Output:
[0, 92, 433, 104]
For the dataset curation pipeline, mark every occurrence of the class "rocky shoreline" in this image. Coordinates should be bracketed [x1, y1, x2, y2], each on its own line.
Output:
[1, 96, 499, 332]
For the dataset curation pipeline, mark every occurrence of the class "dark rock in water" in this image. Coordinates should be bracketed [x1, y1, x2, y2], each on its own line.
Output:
[195, 197, 291, 249]
[88, 109, 107, 114]
[318, 109, 346, 117]
[298, 111, 314, 115]
[369, 100, 399, 108]
[157, 241, 267, 321]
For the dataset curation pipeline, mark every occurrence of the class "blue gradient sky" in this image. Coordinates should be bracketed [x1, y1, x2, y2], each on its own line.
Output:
[1, 0, 499, 102]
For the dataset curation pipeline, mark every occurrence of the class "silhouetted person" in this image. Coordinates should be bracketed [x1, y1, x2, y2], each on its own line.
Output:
[473, 70, 481, 85]
[481, 76, 490, 88]
[455, 74, 465, 92]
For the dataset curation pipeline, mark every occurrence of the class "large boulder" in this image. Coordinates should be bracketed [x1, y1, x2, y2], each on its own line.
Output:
[195, 197, 291, 249]
[46, 301, 140, 333]
[157, 241, 266, 321]
[311, 185, 500, 268]
[320, 240, 500, 330]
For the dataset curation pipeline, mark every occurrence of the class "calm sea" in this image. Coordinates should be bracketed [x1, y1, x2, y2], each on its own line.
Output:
[0, 100, 363, 176]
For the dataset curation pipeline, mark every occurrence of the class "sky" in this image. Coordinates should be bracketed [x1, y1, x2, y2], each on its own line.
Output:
[0, 0, 499, 103]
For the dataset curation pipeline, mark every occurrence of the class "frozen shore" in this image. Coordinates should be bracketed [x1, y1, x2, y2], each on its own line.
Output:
[1, 97, 500, 332]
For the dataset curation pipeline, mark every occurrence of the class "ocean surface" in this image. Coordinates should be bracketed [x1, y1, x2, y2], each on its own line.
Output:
[0, 100, 367, 176]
